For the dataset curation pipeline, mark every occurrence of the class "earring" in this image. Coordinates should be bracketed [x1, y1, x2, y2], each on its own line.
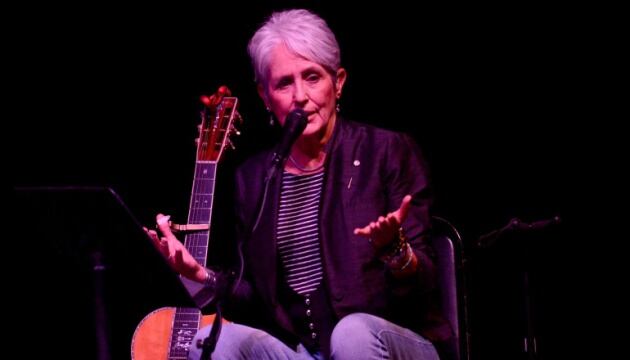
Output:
[336, 102, 341, 113]
[266, 107, 275, 126]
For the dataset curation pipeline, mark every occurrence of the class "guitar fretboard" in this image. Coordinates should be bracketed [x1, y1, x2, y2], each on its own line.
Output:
[168, 161, 216, 359]
[185, 161, 216, 265]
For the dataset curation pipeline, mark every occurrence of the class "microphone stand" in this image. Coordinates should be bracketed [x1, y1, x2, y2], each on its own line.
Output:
[476, 215, 561, 359]
[201, 109, 306, 358]
[200, 136, 288, 360]
[199, 305, 222, 360]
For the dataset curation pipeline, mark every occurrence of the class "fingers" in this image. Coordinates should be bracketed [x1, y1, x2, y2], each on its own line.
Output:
[151, 214, 179, 259]
[175, 248, 184, 265]
[144, 227, 161, 247]
[160, 236, 175, 258]
[395, 195, 412, 223]
[354, 195, 413, 243]
[354, 217, 395, 238]
[156, 214, 175, 239]
[354, 225, 370, 237]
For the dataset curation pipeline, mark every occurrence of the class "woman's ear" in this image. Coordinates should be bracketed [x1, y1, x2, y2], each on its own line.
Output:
[335, 68, 347, 98]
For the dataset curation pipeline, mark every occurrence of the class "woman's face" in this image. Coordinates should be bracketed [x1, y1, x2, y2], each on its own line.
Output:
[259, 44, 346, 140]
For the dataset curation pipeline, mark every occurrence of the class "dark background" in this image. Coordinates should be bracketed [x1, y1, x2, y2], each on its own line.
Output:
[13, 1, 613, 359]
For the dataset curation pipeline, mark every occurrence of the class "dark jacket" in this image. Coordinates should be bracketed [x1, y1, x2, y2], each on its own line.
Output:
[203, 118, 451, 350]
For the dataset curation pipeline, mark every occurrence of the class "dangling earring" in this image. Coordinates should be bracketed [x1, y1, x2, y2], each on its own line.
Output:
[266, 107, 275, 126]
[336, 93, 341, 113]
[336, 102, 341, 113]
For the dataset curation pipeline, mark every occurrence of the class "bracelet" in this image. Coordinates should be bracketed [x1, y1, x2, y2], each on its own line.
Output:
[390, 243, 414, 272]
[204, 269, 217, 288]
[379, 227, 408, 263]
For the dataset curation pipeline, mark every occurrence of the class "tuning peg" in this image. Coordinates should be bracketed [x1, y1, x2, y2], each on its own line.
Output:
[228, 139, 236, 150]
[194, 138, 200, 146]
[231, 126, 241, 136]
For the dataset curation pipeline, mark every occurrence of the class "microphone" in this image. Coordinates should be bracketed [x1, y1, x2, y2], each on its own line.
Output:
[477, 215, 562, 248]
[510, 215, 561, 232]
[265, 109, 308, 181]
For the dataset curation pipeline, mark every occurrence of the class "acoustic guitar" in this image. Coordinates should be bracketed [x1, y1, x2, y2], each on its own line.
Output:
[131, 89, 241, 360]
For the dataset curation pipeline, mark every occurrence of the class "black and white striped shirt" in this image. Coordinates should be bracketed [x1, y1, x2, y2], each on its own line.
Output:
[277, 171, 325, 295]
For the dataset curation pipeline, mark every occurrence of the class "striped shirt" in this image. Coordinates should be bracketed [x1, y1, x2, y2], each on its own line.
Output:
[277, 171, 325, 295]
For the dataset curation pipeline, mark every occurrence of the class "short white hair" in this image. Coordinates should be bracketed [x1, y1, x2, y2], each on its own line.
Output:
[247, 9, 341, 88]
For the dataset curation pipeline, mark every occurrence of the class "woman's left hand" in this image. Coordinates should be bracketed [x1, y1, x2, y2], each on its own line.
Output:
[353, 194, 412, 249]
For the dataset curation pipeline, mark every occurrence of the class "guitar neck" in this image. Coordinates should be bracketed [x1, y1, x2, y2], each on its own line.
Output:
[183, 160, 217, 265]
[166, 160, 217, 359]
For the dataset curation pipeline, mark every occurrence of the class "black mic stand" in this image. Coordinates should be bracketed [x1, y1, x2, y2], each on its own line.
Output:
[199, 123, 292, 359]
[201, 109, 307, 358]
[199, 305, 222, 360]
[476, 215, 561, 360]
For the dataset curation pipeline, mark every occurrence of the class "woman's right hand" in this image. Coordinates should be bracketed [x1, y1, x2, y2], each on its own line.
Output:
[144, 214, 208, 283]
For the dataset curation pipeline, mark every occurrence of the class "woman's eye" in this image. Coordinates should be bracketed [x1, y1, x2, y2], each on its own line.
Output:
[275, 78, 292, 89]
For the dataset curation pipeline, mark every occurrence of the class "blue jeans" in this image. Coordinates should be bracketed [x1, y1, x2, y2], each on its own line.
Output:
[188, 312, 439, 360]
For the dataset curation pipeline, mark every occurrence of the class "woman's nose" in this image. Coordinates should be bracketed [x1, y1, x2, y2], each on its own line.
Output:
[293, 81, 308, 104]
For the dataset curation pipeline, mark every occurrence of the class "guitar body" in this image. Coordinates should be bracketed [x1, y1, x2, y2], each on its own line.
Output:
[131, 308, 217, 360]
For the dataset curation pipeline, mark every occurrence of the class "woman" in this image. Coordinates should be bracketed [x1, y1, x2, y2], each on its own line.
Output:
[149, 8, 449, 360]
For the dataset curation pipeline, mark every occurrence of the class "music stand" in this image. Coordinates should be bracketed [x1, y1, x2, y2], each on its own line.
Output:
[13, 186, 196, 360]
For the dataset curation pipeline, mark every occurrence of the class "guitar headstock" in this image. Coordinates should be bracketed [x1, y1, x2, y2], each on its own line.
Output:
[195, 88, 242, 162]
